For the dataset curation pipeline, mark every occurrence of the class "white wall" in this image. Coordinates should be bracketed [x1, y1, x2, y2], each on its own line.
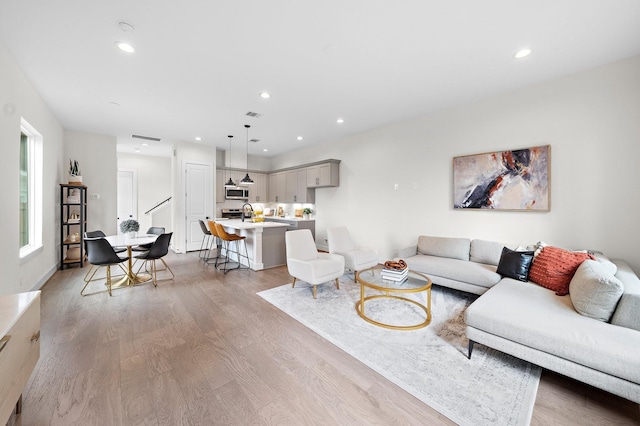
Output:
[64, 130, 118, 235]
[273, 56, 640, 273]
[0, 41, 64, 295]
[117, 153, 172, 233]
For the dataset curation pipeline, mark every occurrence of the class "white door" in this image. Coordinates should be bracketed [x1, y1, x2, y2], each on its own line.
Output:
[185, 162, 212, 252]
[117, 169, 137, 232]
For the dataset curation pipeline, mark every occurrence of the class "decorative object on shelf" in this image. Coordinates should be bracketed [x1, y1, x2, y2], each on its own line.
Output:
[302, 207, 313, 219]
[68, 210, 80, 223]
[66, 247, 81, 260]
[119, 218, 140, 238]
[240, 124, 254, 185]
[453, 145, 550, 211]
[224, 135, 236, 187]
[68, 159, 82, 184]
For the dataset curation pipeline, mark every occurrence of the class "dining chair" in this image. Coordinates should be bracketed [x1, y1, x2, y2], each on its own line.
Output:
[83, 231, 127, 284]
[82, 237, 130, 296]
[133, 232, 175, 286]
[132, 227, 166, 252]
[213, 222, 250, 273]
[327, 226, 379, 282]
[285, 229, 345, 298]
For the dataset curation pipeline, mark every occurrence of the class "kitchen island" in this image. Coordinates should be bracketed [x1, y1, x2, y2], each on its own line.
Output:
[217, 219, 290, 271]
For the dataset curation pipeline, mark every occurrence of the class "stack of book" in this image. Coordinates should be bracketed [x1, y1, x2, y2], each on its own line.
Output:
[381, 266, 408, 283]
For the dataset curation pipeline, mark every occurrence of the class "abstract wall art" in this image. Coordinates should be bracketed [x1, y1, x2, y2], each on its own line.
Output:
[453, 145, 550, 211]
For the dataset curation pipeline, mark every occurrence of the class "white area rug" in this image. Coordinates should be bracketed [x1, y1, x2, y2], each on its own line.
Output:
[258, 277, 541, 426]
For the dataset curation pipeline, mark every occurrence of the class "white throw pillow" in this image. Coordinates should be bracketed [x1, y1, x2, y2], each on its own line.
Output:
[569, 260, 624, 322]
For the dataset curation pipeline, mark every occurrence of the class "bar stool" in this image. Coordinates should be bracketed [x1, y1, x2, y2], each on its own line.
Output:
[198, 220, 214, 261]
[206, 220, 222, 267]
[213, 222, 250, 273]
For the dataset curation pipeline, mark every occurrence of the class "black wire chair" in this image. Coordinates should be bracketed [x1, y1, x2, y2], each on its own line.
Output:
[82, 237, 129, 296]
[134, 232, 175, 286]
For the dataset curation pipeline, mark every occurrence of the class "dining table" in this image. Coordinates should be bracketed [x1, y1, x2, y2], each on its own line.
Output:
[104, 233, 158, 286]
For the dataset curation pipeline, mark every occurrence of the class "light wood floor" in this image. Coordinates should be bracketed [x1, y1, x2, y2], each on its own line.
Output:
[7, 252, 640, 426]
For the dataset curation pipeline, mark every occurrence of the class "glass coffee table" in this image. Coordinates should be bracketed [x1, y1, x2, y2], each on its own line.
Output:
[356, 265, 432, 330]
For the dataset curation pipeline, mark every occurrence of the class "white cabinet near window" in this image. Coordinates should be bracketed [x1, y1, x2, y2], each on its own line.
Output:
[0, 291, 40, 425]
[307, 161, 339, 188]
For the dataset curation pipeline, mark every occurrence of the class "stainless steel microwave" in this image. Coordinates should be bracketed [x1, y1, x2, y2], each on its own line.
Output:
[225, 187, 249, 200]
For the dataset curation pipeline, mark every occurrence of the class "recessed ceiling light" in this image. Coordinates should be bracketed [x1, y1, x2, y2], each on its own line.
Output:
[142, 143, 149, 146]
[297, 136, 303, 141]
[260, 92, 271, 99]
[263, 148, 268, 152]
[115, 41, 135, 53]
[336, 118, 344, 124]
[514, 48, 532, 59]
[195, 136, 202, 141]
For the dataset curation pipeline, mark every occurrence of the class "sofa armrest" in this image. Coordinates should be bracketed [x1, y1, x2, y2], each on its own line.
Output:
[396, 246, 418, 259]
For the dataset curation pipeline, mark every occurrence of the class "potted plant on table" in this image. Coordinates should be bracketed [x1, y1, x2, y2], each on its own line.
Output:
[120, 218, 140, 238]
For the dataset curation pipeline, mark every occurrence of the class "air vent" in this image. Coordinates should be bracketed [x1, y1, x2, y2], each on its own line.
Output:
[245, 111, 262, 118]
[131, 134, 161, 141]
[249, 139, 260, 143]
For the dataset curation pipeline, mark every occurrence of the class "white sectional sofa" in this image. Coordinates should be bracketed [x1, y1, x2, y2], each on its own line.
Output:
[396, 235, 640, 403]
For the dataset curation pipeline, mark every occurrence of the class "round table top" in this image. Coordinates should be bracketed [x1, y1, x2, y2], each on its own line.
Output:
[358, 265, 432, 293]
[104, 233, 158, 248]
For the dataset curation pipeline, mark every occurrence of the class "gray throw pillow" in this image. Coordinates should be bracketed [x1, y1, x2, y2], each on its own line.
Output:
[569, 260, 624, 322]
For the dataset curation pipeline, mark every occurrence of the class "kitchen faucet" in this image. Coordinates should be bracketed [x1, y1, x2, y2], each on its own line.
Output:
[241, 203, 253, 222]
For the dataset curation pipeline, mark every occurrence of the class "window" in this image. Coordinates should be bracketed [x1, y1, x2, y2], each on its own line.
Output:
[19, 118, 43, 259]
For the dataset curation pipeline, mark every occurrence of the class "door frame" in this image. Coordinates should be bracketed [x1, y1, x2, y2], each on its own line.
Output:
[182, 160, 213, 252]
[117, 168, 138, 231]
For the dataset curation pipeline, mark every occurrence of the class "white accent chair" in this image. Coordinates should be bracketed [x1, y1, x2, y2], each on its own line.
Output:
[327, 226, 379, 282]
[285, 229, 345, 299]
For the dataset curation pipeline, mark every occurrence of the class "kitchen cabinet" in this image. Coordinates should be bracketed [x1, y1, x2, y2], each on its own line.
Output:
[216, 169, 225, 203]
[248, 172, 268, 203]
[269, 171, 286, 203]
[286, 169, 313, 203]
[307, 161, 339, 188]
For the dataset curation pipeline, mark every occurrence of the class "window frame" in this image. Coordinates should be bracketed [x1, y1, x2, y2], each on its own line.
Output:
[19, 118, 43, 260]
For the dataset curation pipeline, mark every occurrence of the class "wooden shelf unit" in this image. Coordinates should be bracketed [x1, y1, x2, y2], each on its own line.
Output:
[59, 184, 87, 269]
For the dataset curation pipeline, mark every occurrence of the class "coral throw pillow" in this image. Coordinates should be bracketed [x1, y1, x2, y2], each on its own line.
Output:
[528, 246, 595, 295]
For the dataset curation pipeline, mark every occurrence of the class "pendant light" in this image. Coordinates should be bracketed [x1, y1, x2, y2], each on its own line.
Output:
[240, 124, 254, 185]
[224, 135, 236, 187]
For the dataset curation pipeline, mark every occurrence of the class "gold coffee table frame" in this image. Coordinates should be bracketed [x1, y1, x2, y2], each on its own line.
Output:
[356, 266, 432, 330]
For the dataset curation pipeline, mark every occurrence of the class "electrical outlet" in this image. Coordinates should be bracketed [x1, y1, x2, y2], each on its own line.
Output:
[90, 193, 100, 199]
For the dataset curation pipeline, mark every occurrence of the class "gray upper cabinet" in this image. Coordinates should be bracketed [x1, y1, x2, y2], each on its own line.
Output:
[307, 161, 339, 188]
[286, 169, 313, 203]
[249, 172, 268, 203]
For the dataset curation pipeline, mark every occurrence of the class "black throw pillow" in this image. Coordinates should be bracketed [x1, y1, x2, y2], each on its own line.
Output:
[496, 247, 535, 282]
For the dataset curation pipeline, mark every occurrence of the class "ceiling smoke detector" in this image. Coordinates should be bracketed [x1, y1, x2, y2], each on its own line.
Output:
[119, 21, 135, 32]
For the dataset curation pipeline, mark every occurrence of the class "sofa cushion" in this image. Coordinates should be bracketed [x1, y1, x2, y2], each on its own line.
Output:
[496, 247, 534, 282]
[569, 260, 624, 322]
[404, 254, 501, 288]
[528, 246, 595, 295]
[610, 260, 640, 331]
[470, 239, 509, 266]
[465, 279, 640, 385]
[417, 236, 470, 261]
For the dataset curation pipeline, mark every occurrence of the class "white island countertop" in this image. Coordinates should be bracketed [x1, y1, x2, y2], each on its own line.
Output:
[219, 219, 290, 230]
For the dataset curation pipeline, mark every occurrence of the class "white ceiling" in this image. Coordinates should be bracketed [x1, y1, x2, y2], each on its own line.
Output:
[1, 1, 640, 158]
